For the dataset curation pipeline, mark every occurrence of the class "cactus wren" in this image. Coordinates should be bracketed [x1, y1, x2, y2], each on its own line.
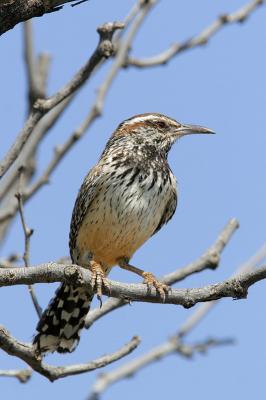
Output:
[33, 113, 214, 355]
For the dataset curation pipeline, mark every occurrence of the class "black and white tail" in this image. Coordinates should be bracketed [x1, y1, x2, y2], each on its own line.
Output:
[33, 283, 92, 355]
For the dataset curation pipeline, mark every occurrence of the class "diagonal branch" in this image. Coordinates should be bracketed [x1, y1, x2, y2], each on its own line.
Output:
[16, 168, 42, 318]
[0, 326, 140, 381]
[87, 336, 234, 399]
[162, 218, 239, 284]
[0, 1, 156, 227]
[177, 241, 266, 337]
[0, 21, 124, 180]
[127, 0, 266, 68]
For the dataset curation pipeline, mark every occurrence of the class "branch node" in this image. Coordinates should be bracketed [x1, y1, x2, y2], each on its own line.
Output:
[97, 22, 125, 58]
[206, 251, 220, 270]
[98, 41, 115, 58]
[33, 98, 47, 113]
[183, 296, 196, 309]
[231, 279, 248, 299]
[16, 369, 32, 383]
[219, 14, 229, 24]
[64, 265, 84, 286]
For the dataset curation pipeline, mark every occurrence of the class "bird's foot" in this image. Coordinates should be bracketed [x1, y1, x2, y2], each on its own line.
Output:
[142, 272, 169, 302]
[90, 261, 110, 306]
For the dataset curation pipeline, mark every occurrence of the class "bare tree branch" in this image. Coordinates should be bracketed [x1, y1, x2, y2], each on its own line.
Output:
[85, 218, 239, 328]
[0, 253, 21, 269]
[0, 22, 52, 242]
[162, 218, 239, 284]
[0, 261, 265, 307]
[0, 368, 32, 383]
[87, 243, 266, 398]
[87, 337, 234, 399]
[127, 0, 266, 68]
[0, 326, 140, 381]
[86, 298, 129, 329]
[23, 20, 51, 110]
[91, 0, 157, 115]
[0, 1, 155, 228]
[23, 20, 39, 109]
[0, 0, 90, 36]
[177, 242, 266, 337]
[0, 21, 124, 180]
[0, 98, 72, 238]
[16, 169, 42, 318]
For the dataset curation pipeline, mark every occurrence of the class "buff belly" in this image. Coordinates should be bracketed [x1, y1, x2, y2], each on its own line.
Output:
[76, 176, 171, 267]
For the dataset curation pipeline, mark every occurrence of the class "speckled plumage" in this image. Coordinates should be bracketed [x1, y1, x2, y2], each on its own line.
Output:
[33, 113, 213, 355]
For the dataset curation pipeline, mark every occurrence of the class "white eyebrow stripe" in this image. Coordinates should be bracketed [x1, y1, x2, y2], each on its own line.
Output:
[124, 114, 166, 125]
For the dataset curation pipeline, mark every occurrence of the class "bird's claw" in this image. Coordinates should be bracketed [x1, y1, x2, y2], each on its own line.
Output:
[90, 262, 110, 307]
[142, 272, 169, 302]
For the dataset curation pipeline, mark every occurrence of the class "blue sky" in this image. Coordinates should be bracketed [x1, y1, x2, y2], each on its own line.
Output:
[1, 1, 266, 399]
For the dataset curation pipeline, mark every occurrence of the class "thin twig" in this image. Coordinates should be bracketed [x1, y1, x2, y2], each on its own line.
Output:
[0, 368, 32, 383]
[92, 0, 158, 116]
[162, 218, 239, 284]
[127, 0, 266, 68]
[0, 326, 140, 381]
[16, 168, 42, 318]
[23, 20, 36, 108]
[177, 241, 266, 337]
[0, 254, 21, 269]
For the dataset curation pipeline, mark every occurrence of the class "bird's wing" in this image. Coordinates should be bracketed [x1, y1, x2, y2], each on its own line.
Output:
[69, 164, 104, 262]
[152, 190, 177, 236]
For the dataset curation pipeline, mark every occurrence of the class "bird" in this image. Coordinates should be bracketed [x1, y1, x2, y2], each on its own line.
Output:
[33, 112, 214, 355]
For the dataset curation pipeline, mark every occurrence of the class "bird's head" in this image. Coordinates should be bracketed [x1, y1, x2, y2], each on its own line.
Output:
[111, 113, 214, 157]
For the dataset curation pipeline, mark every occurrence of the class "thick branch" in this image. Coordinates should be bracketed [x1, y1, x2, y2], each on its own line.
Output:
[0, 326, 140, 381]
[0, 263, 265, 307]
[0, 0, 86, 36]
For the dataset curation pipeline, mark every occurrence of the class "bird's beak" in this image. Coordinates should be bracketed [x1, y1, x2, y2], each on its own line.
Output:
[175, 124, 215, 136]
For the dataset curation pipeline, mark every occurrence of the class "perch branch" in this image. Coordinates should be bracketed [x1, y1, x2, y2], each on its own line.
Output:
[0, 262, 265, 307]
[85, 218, 239, 328]
[87, 242, 266, 398]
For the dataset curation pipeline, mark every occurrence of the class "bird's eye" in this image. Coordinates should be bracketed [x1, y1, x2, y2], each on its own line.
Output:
[157, 121, 167, 129]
